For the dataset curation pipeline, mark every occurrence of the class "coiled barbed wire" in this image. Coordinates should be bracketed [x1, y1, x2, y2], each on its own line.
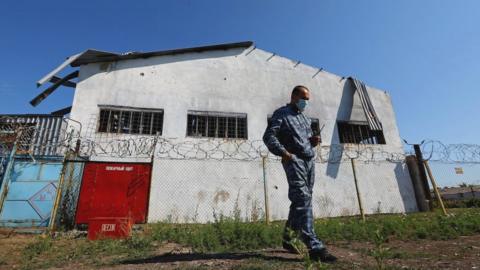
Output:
[74, 135, 407, 163]
[421, 140, 480, 164]
[2, 120, 480, 164]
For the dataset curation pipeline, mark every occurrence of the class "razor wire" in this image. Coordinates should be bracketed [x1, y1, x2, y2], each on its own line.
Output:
[3, 116, 480, 164]
[421, 140, 480, 164]
[74, 136, 408, 163]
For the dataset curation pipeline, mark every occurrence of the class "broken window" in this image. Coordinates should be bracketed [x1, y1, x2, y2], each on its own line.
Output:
[97, 106, 163, 135]
[187, 111, 248, 139]
[337, 121, 385, 144]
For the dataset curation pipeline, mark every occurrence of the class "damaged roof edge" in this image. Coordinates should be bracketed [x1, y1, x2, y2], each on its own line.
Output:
[36, 41, 254, 87]
[36, 49, 118, 87]
[70, 41, 254, 66]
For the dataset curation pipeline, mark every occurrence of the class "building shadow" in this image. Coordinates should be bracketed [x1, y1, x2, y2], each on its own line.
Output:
[119, 251, 302, 265]
[326, 78, 355, 178]
[393, 162, 419, 212]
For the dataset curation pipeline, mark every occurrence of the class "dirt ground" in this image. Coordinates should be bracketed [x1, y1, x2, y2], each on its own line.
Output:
[1, 231, 479, 270]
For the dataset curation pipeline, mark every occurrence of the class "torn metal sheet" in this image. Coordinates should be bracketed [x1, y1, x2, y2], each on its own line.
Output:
[349, 77, 383, 131]
[31, 71, 79, 107]
[49, 76, 76, 88]
[36, 42, 253, 87]
[36, 50, 118, 87]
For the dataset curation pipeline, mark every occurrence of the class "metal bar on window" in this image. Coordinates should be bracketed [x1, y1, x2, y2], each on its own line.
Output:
[149, 112, 154, 135]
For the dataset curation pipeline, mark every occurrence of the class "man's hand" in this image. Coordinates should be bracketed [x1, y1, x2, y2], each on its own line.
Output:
[310, 136, 321, 147]
[281, 151, 293, 163]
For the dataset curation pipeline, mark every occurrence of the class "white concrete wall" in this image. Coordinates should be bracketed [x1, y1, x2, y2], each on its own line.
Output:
[70, 46, 417, 223]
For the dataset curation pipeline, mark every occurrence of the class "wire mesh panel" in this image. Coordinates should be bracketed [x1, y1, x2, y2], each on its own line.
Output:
[54, 161, 85, 230]
[312, 161, 361, 217]
[427, 162, 480, 188]
[148, 159, 265, 223]
[354, 160, 417, 214]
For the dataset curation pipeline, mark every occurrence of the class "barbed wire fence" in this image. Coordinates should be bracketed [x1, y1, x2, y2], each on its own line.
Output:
[2, 117, 480, 226]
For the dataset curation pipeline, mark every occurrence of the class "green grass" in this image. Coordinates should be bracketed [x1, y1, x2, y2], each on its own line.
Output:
[147, 208, 480, 253]
[16, 208, 480, 269]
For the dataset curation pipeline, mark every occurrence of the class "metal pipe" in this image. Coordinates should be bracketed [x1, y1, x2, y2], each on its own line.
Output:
[351, 158, 365, 221]
[0, 136, 19, 215]
[49, 145, 73, 232]
[262, 156, 270, 224]
[414, 144, 433, 210]
[423, 160, 448, 216]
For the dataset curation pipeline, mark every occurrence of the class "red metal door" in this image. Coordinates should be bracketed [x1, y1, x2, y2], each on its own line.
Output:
[75, 162, 151, 224]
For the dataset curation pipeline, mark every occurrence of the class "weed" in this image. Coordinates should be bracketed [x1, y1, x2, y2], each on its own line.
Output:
[22, 236, 52, 260]
[370, 229, 389, 270]
[14, 208, 480, 269]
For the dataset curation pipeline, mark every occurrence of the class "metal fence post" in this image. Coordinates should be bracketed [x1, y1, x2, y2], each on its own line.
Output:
[49, 151, 71, 232]
[0, 142, 18, 215]
[423, 160, 448, 216]
[414, 144, 434, 210]
[350, 158, 365, 221]
[262, 156, 270, 224]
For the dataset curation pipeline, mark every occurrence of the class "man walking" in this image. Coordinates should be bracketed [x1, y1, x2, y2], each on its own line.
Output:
[263, 85, 337, 263]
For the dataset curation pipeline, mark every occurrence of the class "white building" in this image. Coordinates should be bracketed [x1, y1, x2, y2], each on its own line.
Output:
[35, 41, 418, 223]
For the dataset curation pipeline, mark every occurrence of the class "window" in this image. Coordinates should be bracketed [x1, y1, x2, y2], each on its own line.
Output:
[187, 111, 247, 139]
[97, 106, 163, 135]
[267, 115, 320, 135]
[337, 121, 385, 144]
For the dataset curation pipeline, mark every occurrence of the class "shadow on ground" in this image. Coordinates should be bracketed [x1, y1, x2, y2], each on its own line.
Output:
[120, 250, 302, 265]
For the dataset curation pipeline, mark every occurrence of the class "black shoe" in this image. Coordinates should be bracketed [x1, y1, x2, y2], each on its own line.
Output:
[282, 240, 299, 254]
[309, 248, 337, 263]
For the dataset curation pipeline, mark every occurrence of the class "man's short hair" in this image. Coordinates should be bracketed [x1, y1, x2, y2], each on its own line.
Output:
[292, 85, 309, 97]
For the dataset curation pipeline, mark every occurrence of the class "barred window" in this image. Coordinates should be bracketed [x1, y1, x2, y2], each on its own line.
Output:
[98, 106, 163, 135]
[337, 121, 385, 144]
[187, 111, 247, 139]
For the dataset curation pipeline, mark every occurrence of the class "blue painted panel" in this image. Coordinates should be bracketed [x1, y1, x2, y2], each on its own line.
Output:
[0, 159, 63, 228]
[12, 163, 40, 181]
[39, 164, 62, 181]
[5, 182, 51, 200]
[0, 201, 41, 221]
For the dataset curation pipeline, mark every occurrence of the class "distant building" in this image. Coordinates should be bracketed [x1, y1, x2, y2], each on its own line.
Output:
[437, 185, 480, 200]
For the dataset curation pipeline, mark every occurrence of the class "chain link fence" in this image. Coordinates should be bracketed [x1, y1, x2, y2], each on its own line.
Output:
[2, 116, 480, 227]
[143, 140, 416, 223]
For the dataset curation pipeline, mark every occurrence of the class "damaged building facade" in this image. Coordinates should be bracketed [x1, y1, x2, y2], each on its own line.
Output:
[18, 41, 418, 225]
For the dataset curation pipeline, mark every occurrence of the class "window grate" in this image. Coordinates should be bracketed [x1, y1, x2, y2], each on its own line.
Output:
[187, 111, 248, 139]
[97, 106, 163, 135]
[337, 121, 385, 144]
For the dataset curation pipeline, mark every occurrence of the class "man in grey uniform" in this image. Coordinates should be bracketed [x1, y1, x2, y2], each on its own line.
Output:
[263, 85, 337, 263]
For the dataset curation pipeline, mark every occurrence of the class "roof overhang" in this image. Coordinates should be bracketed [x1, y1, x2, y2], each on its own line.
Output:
[32, 41, 254, 107]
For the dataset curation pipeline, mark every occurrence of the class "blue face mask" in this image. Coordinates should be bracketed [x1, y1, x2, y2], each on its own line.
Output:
[296, 99, 308, 112]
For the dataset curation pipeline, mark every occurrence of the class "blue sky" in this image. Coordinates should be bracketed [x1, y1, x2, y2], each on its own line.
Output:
[1, 0, 479, 144]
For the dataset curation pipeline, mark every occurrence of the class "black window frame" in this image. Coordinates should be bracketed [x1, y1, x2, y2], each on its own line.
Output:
[97, 105, 164, 136]
[186, 111, 248, 139]
[337, 121, 386, 145]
